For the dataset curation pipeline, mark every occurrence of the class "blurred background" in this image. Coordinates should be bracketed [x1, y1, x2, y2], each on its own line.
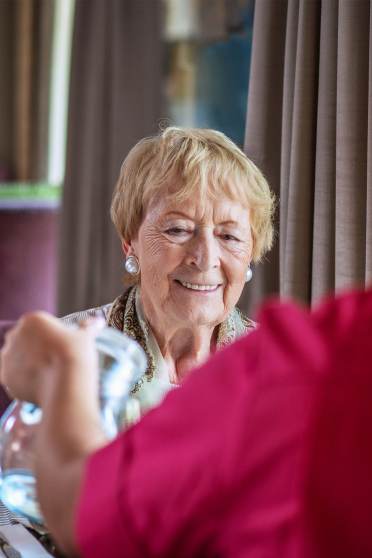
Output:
[0, 0, 255, 319]
[2, 0, 372, 323]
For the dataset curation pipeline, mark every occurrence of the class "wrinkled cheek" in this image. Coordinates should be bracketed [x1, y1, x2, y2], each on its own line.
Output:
[142, 263, 168, 297]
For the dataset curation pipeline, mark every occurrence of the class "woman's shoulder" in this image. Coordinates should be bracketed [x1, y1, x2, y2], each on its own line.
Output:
[61, 303, 112, 326]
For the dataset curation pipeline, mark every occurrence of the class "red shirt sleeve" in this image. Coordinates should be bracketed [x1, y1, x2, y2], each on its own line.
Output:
[76, 329, 262, 558]
[76, 291, 370, 558]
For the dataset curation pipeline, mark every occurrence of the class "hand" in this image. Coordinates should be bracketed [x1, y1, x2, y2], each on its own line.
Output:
[1, 315, 108, 556]
[0, 312, 99, 405]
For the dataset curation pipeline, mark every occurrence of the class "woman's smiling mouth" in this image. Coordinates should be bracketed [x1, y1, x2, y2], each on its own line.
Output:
[175, 280, 221, 292]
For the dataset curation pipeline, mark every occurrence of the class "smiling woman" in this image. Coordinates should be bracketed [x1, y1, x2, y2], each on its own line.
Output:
[63, 127, 275, 417]
[130, 196, 252, 368]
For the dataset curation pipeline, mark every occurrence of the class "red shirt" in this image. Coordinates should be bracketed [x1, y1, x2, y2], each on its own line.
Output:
[76, 289, 372, 557]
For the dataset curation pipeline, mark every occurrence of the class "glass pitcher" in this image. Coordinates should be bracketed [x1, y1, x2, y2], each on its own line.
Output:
[0, 326, 146, 524]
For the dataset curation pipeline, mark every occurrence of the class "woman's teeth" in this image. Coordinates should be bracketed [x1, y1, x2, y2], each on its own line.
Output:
[179, 281, 218, 291]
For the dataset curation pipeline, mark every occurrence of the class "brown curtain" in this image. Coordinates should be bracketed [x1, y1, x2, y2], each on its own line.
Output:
[58, 0, 164, 316]
[241, 0, 372, 315]
[0, 0, 54, 181]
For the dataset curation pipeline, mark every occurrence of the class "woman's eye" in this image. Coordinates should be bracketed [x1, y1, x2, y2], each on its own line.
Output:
[164, 227, 190, 236]
[220, 233, 240, 242]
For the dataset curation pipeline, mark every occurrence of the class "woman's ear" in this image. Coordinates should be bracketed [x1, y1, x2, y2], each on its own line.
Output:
[249, 231, 254, 263]
[122, 240, 133, 258]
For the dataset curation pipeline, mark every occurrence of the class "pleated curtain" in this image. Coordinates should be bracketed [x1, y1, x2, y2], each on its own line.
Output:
[241, 0, 372, 315]
[58, 0, 163, 315]
[0, 0, 54, 181]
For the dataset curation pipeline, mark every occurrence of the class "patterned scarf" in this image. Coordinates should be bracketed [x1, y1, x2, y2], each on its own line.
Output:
[107, 286, 255, 393]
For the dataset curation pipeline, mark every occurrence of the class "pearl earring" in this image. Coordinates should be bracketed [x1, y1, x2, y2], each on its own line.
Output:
[245, 267, 253, 283]
[124, 255, 140, 275]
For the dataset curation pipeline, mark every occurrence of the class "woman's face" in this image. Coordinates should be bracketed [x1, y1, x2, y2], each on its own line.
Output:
[126, 193, 253, 331]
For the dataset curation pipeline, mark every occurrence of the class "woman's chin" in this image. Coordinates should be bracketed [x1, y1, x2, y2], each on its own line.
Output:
[169, 303, 223, 328]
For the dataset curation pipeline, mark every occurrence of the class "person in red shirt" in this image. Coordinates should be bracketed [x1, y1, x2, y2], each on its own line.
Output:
[1, 289, 372, 557]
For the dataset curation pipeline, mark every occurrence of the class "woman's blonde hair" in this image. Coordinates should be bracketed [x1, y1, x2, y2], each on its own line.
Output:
[111, 127, 275, 262]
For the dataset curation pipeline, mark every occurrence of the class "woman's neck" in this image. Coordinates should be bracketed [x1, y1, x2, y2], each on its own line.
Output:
[136, 287, 218, 384]
[150, 320, 217, 384]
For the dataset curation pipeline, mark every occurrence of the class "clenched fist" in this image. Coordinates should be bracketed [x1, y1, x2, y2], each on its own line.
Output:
[0, 312, 99, 406]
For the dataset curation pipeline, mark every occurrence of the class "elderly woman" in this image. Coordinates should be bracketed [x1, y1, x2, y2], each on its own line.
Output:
[0, 127, 273, 534]
[64, 127, 274, 414]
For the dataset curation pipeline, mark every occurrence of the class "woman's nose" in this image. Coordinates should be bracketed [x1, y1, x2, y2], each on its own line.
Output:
[185, 232, 219, 271]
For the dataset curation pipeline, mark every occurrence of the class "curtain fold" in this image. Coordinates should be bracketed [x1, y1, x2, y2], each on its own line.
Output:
[312, 0, 337, 302]
[335, 1, 369, 290]
[58, 0, 163, 316]
[0, 0, 54, 180]
[239, 0, 287, 315]
[243, 0, 372, 313]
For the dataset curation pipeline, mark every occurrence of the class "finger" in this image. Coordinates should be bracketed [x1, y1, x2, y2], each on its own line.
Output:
[0, 345, 9, 384]
[2, 322, 19, 347]
[78, 317, 106, 332]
